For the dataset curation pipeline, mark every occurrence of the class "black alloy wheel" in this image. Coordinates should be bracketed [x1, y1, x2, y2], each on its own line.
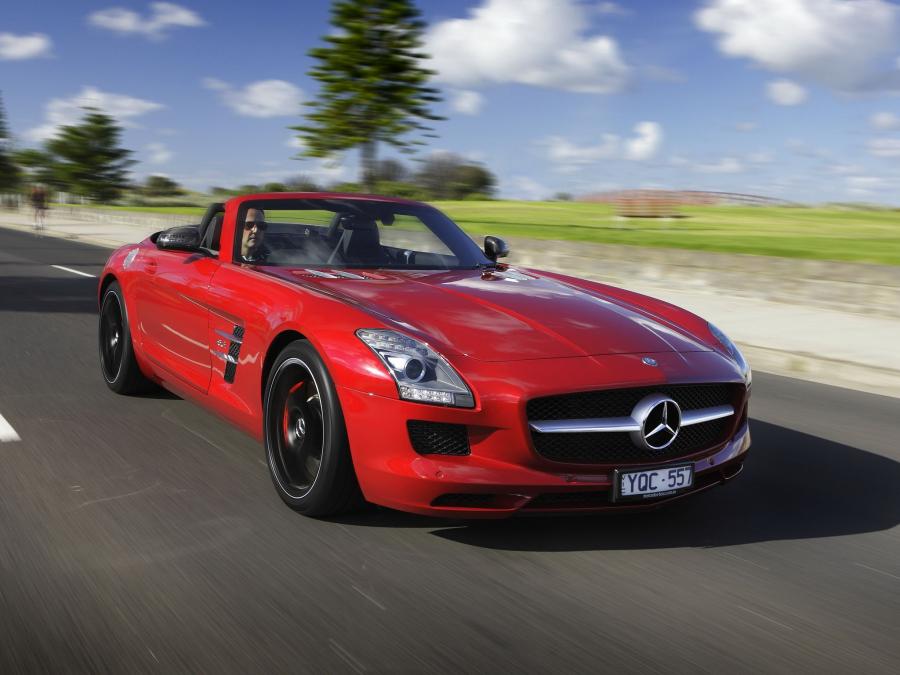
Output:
[272, 365, 324, 494]
[100, 291, 125, 383]
[98, 281, 151, 394]
[264, 340, 362, 516]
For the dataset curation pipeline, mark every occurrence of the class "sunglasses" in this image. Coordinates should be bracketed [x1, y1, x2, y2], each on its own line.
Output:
[244, 220, 267, 231]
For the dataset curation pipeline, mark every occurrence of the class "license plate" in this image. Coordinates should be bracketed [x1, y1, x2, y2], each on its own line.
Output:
[613, 465, 693, 501]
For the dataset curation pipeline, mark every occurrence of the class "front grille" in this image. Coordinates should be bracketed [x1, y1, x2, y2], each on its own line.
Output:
[527, 384, 732, 420]
[528, 384, 739, 465]
[407, 420, 470, 456]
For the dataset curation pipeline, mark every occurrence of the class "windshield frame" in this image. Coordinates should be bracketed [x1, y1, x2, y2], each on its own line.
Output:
[232, 198, 491, 270]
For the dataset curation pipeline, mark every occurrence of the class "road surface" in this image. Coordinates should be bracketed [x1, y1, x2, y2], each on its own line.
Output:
[0, 227, 898, 673]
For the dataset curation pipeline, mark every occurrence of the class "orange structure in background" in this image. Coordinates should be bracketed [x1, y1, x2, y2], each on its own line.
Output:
[581, 189, 792, 217]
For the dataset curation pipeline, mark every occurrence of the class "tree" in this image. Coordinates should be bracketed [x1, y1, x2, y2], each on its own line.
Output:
[0, 92, 20, 193]
[453, 164, 495, 199]
[293, 0, 443, 191]
[142, 174, 184, 197]
[415, 153, 496, 200]
[284, 174, 321, 192]
[12, 149, 57, 188]
[371, 158, 409, 183]
[46, 109, 134, 203]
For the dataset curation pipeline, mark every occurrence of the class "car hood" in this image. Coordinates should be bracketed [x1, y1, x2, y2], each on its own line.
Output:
[265, 267, 712, 362]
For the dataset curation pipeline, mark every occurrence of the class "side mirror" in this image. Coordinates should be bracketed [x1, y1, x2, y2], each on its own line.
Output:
[484, 235, 509, 262]
[157, 225, 201, 252]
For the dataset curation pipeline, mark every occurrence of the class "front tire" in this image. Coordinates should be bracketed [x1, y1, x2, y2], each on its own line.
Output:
[99, 281, 151, 394]
[263, 340, 361, 516]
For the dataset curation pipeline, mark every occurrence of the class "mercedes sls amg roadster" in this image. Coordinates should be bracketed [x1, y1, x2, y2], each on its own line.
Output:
[98, 193, 751, 518]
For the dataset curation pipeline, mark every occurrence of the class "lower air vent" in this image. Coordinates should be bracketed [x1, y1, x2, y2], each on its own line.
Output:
[407, 420, 470, 456]
[431, 493, 498, 508]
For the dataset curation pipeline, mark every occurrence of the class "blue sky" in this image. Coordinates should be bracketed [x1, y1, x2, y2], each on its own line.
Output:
[2, 0, 900, 203]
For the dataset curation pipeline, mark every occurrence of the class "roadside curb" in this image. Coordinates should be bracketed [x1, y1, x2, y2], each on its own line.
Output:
[740, 344, 900, 400]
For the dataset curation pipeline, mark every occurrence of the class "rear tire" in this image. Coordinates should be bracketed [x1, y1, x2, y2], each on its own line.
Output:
[263, 340, 362, 516]
[99, 281, 151, 394]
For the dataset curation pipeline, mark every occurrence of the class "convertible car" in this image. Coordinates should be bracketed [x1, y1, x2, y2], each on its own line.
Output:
[98, 193, 751, 518]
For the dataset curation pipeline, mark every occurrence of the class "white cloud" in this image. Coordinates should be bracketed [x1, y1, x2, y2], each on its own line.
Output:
[543, 121, 663, 170]
[427, 0, 630, 94]
[624, 121, 662, 161]
[544, 134, 620, 168]
[595, 2, 629, 16]
[315, 157, 349, 183]
[0, 33, 52, 60]
[871, 111, 900, 131]
[450, 90, 484, 115]
[26, 86, 164, 141]
[735, 121, 757, 132]
[695, 0, 899, 91]
[89, 2, 205, 40]
[847, 175, 888, 193]
[694, 157, 744, 173]
[286, 136, 306, 151]
[747, 150, 775, 164]
[507, 176, 548, 200]
[867, 137, 900, 157]
[203, 78, 303, 118]
[145, 142, 172, 164]
[826, 162, 863, 175]
[766, 79, 807, 106]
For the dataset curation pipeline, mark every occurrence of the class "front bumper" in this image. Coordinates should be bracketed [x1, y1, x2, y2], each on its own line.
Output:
[337, 351, 751, 519]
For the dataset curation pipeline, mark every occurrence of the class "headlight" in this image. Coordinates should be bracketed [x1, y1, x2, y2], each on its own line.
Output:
[356, 329, 475, 408]
[708, 322, 751, 385]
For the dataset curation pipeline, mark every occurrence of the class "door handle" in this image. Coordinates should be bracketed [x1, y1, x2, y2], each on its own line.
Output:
[145, 260, 158, 275]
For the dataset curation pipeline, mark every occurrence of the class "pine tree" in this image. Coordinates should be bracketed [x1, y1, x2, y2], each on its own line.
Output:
[292, 0, 443, 191]
[0, 92, 21, 193]
[46, 109, 135, 203]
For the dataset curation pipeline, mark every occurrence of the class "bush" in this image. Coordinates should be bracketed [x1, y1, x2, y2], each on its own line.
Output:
[373, 181, 429, 200]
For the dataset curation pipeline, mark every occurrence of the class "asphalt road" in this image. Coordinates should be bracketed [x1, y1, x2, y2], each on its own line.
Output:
[0, 226, 898, 674]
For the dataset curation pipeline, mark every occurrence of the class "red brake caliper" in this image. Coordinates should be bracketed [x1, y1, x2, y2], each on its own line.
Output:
[283, 381, 305, 441]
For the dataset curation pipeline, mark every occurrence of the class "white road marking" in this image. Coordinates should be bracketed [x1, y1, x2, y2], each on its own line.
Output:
[51, 264, 96, 278]
[736, 605, 794, 631]
[855, 562, 900, 581]
[76, 481, 161, 509]
[329, 639, 366, 674]
[718, 550, 770, 570]
[0, 413, 21, 442]
[351, 584, 387, 611]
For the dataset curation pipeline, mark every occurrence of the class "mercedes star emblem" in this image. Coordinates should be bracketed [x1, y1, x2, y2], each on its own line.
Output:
[629, 394, 682, 451]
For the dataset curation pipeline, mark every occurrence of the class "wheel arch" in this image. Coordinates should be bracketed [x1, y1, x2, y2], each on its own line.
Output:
[98, 272, 118, 310]
[261, 329, 309, 405]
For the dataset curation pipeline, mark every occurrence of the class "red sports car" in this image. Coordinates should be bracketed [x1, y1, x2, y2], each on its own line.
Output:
[98, 193, 751, 518]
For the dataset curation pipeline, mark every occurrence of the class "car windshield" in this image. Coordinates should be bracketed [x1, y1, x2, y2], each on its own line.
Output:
[235, 198, 491, 270]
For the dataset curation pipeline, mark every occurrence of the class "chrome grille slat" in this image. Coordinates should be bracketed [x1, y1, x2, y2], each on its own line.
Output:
[527, 384, 741, 464]
[529, 404, 733, 434]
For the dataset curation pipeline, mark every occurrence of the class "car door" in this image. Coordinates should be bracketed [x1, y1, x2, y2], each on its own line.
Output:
[138, 240, 220, 394]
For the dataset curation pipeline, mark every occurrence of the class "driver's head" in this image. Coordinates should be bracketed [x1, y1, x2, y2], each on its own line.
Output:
[241, 208, 266, 259]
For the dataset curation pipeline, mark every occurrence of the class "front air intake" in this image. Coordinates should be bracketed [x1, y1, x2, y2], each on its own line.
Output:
[407, 420, 470, 456]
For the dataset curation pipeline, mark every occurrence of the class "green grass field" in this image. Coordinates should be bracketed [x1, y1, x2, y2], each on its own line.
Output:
[58, 200, 900, 266]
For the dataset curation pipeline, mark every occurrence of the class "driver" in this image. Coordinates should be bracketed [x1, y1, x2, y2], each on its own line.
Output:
[241, 208, 269, 263]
